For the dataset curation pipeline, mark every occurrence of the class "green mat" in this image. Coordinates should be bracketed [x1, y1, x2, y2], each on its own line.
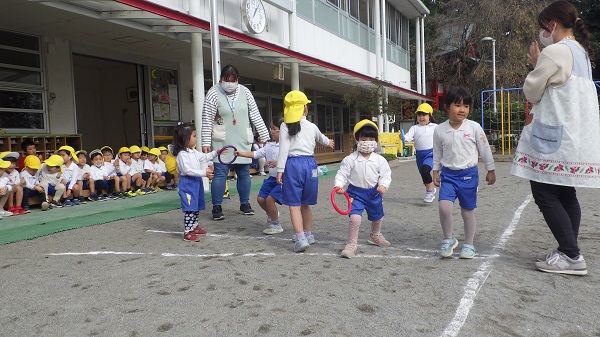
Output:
[0, 165, 339, 246]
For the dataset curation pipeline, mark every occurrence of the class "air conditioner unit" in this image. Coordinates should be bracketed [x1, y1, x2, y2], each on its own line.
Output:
[273, 63, 284, 80]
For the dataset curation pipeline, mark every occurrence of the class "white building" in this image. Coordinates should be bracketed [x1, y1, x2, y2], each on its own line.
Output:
[1, 0, 429, 161]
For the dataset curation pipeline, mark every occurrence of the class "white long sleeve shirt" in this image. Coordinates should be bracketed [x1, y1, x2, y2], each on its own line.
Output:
[334, 152, 392, 189]
[433, 120, 495, 171]
[5, 170, 20, 186]
[253, 142, 279, 177]
[277, 117, 330, 172]
[176, 149, 217, 177]
[20, 169, 40, 189]
[115, 159, 134, 176]
[39, 164, 63, 186]
[62, 161, 80, 190]
[404, 123, 438, 150]
[523, 42, 577, 103]
[0, 176, 12, 192]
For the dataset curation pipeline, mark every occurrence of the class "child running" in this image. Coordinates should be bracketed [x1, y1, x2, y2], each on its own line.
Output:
[235, 115, 284, 235]
[172, 122, 220, 242]
[334, 120, 392, 258]
[432, 87, 496, 259]
[404, 103, 438, 203]
[276, 91, 334, 252]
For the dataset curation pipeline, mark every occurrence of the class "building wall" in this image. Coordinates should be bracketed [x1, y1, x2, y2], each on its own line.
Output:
[45, 37, 76, 134]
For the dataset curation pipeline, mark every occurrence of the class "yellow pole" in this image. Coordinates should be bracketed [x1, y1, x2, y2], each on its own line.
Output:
[500, 89, 505, 155]
[507, 91, 511, 154]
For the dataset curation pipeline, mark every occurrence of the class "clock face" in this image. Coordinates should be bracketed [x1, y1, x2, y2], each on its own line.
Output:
[242, 0, 266, 34]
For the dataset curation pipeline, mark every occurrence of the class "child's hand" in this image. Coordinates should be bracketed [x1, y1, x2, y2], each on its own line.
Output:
[82, 173, 90, 179]
[377, 185, 387, 194]
[113, 160, 119, 167]
[35, 185, 44, 193]
[486, 170, 496, 185]
[0, 186, 6, 196]
[103, 175, 109, 180]
[328, 139, 335, 149]
[267, 160, 277, 168]
[206, 165, 214, 179]
[276, 172, 283, 185]
[65, 189, 72, 197]
[20, 177, 26, 185]
[334, 186, 345, 194]
[432, 170, 441, 187]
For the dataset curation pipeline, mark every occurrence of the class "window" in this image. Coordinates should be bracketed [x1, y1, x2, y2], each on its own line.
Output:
[0, 29, 45, 131]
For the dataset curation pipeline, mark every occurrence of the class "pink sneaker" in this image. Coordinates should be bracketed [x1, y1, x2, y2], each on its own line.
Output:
[341, 244, 357, 259]
[367, 232, 391, 247]
[193, 225, 207, 236]
[183, 232, 200, 242]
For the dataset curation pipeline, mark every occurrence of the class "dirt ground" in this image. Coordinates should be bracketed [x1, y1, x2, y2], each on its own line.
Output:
[1, 161, 599, 337]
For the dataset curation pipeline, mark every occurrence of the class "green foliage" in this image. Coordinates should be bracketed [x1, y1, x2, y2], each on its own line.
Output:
[380, 153, 398, 162]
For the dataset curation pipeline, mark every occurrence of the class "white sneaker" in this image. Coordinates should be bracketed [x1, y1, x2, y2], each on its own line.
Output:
[259, 171, 267, 176]
[1, 210, 13, 217]
[263, 225, 283, 235]
[423, 188, 437, 203]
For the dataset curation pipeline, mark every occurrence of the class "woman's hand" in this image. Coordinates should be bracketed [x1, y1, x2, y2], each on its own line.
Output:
[527, 41, 541, 68]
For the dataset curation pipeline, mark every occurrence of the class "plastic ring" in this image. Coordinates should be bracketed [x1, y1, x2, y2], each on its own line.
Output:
[331, 187, 352, 215]
[217, 145, 238, 165]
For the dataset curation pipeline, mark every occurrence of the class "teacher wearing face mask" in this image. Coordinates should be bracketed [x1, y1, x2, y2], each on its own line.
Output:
[202, 64, 270, 221]
[511, 1, 599, 276]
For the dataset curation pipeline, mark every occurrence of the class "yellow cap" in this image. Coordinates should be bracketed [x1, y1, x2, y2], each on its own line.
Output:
[158, 146, 168, 152]
[416, 103, 433, 114]
[353, 119, 379, 137]
[56, 145, 79, 164]
[129, 145, 141, 153]
[284, 90, 311, 123]
[0, 159, 9, 169]
[141, 146, 150, 153]
[24, 155, 42, 170]
[100, 145, 113, 153]
[0, 151, 19, 160]
[44, 154, 64, 169]
[148, 148, 161, 157]
[118, 147, 131, 154]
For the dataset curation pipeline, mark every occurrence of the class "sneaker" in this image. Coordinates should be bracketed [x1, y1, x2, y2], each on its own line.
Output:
[1, 210, 13, 217]
[212, 205, 225, 221]
[183, 231, 201, 242]
[192, 225, 207, 236]
[97, 195, 107, 201]
[143, 187, 155, 194]
[8, 207, 18, 215]
[306, 234, 316, 245]
[14, 206, 27, 215]
[294, 238, 310, 252]
[536, 249, 556, 262]
[50, 200, 63, 208]
[78, 196, 87, 204]
[72, 198, 81, 206]
[63, 199, 74, 207]
[240, 203, 255, 215]
[440, 236, 458, 258]
[135, 189, 146, 196]
[535, 250, 587, 276]
[459, 244, 476, 259]
[259, 171, 267, 176]
[367, 232, 391, 247]
[341, 244, 357, 259]
[126, 190, 137, 197]
[41, 201, 50, 211]
[263, 225, 283, 235]
[423, 188, 437, 203]
[107, 193, 117, 200]
[87, 194, 97, 202]
[21, 207, 32, 214]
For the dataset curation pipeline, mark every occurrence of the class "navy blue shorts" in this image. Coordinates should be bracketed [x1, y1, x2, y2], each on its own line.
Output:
[346, 184, 384, 221]
[257, 176, 282, 204]
[281, 156, 319, 206]
[439, 166, 479, 209]
[178, 175, 205, 212]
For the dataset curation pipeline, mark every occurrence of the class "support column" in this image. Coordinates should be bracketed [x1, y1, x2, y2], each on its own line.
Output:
[374, 0, 383, 131]
[289, 1, 299, 90]
[415, 18, 422, 96]
[420, 16, 426, 95]
[209, 0, 221, 85]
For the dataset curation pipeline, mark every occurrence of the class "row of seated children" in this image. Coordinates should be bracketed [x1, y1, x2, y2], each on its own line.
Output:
[1, 142, 179, 215]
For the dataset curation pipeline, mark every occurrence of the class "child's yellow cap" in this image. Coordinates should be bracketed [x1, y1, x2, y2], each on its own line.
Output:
[56, 145, 79, 164]
[141, 146, 150, 153]
[158, 146, 168, 152]
[284, 90, 311, 123]
[44, 154, 64, 170]
[118, 147, 131, 154]
[24, 155, 42, 170]
[129, 145, 142, 153]
[0, 159, 9, 169]
[416, 103, 433, 114]
[148, 148, 161, 157]
[353, 119, 379, 137]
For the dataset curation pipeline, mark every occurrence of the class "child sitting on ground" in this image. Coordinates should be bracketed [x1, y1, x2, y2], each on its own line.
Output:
[100, 146, 120, 199]
[56, 146, 82, 206]
[129, 145, 151, 194]
[39, 155, 66, 210]
[74, 150, 90, 204]
[1, 152, 25, 215]
[0, 158, 13, 219]
[145, 148, 165, 191]
[88, 149, 113, 201]
[20, 155, 44, 213]
[115, 147, 137, 198]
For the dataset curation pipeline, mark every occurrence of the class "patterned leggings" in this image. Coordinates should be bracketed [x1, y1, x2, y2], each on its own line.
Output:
[184, 211, 199, 233]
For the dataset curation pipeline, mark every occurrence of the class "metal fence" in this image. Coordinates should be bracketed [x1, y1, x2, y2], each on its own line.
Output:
[479, 81, 600, 155]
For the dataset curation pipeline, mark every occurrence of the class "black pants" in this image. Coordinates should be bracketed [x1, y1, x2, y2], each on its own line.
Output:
[420, 165, 433, 185]
[530, 181, 581, 258]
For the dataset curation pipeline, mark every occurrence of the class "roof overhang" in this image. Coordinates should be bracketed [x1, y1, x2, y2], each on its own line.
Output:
[30, 0, 431, 101]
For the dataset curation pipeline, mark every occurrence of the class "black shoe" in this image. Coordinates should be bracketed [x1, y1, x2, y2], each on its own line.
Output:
[212, 205, 225, 220]
[240, 203, 255, 215]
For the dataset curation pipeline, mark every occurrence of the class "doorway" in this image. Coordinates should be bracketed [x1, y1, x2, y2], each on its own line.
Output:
[73, 54, 142, 151]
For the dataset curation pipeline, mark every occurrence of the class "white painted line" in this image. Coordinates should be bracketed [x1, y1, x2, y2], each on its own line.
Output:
[441, 194, 532, 337]
[47, 251, 146, 256]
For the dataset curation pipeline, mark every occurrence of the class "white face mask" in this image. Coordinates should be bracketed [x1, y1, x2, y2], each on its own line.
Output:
[220, 81, 238, 94]
[357, 140, 377, 154]
[94, 162, 103, 168]
[539, 27, 555, 47]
